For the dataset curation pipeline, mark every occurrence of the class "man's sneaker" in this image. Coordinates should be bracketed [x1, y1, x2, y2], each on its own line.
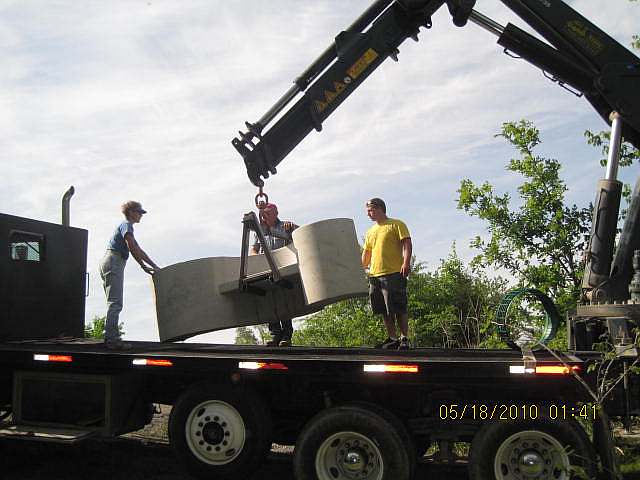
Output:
[398, 337, 410, 350]
[278, 339, 292, 347]
[266, 335, 282, 346]
[376, 337, 400, 349]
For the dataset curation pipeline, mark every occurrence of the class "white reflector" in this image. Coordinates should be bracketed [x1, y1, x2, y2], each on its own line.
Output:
[510, 364, 578, 375]
[34, 354, 73, 363]
[363, 364, 418, 373]
[238, 361, 288, 370]
[132, 358, 173, 367]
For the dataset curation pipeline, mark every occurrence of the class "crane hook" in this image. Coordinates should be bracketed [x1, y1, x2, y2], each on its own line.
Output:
[255, 186, 269, 208]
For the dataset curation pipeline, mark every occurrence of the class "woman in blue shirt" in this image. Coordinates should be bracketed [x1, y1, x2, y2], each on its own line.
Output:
[99, 200, 160, 348]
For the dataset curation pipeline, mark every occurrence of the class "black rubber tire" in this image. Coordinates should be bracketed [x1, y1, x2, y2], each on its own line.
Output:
[343, 401, 418, 479]
[293, 405, 412, 480]
[468, 418, 597, 480]
[169, 383, 272, 480]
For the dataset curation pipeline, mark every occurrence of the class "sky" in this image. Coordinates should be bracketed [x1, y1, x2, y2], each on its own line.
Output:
[2, 1, 638, 343]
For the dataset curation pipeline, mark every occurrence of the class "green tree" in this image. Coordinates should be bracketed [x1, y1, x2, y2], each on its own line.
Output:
[253, 324, 271, 345]
[234, 326, 259, 345]
[294, 248, 506, 348]
[234, 325, 270, 345]
[409, 248, 507, 348]
[293, 298, 380, 347]
[84, 315, 124, 339]
[457, 120, 592, 317]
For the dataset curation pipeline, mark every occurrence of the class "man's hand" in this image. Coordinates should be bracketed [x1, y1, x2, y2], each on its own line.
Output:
[400, 263, 411, 278]
[400, 237, 412, 278]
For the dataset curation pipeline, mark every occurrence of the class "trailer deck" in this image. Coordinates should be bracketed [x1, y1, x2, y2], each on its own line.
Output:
[0, 338, 592, 383]
[0, 337, 586, 362]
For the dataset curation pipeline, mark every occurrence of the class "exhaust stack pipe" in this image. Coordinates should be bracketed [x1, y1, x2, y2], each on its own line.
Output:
[62, 186, 75, 226]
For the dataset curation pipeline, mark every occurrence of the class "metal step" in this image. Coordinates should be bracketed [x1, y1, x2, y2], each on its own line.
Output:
[0, 424, 97, 443]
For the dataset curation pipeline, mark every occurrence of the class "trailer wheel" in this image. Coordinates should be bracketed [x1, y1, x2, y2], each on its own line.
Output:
[169, 383, 272, 480]
[468, 418, 596, 480]
[344, 401, 417, 477]
[293, 405, 411, 480]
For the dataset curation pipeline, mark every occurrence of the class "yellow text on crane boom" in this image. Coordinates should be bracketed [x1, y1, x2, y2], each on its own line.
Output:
[314, 48, 379, 114]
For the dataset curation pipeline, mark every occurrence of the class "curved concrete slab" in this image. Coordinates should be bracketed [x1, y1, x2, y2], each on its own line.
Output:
[152, 218, 367, 342]
[293, 218, 368, 306]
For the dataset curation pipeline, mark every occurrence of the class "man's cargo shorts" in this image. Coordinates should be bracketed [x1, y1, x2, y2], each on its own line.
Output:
[368, 272, 408, 316]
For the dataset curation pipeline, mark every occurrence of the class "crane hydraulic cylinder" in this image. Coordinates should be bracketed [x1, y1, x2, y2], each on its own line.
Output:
[582, 179, 622, 295]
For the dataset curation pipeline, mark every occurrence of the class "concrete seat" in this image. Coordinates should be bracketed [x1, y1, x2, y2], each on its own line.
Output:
[152, 218, 368, 342]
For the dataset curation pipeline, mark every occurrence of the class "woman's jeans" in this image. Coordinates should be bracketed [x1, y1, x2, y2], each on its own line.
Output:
[99, 251, 126, 342]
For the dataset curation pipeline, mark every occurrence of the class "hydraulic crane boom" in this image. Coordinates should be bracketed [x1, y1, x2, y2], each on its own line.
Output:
[232, 0, 640, 187]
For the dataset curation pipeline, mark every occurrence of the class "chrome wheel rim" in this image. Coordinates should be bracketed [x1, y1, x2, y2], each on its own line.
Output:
[494, 429, 571, 479]
[185, 400, 245, 465]
[315, 431, 383, 480]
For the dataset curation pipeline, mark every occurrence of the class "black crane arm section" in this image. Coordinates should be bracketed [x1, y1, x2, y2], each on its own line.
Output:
[232, 0, 640, 187]
[232, 0, 444, 186]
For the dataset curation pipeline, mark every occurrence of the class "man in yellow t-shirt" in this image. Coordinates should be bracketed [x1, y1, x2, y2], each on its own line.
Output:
[361, 198, 413, 350]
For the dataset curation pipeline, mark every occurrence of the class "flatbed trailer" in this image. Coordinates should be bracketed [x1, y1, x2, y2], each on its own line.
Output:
[1, 211, 636, 479]
[4, 0, 640, 476]
[0, 336, 627, 480]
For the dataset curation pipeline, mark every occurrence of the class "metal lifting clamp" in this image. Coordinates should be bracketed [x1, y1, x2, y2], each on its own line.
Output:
[238, 187, 291, 295]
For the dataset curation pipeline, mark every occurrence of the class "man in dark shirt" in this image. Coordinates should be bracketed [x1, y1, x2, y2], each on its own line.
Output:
[250, 203, 298, 346]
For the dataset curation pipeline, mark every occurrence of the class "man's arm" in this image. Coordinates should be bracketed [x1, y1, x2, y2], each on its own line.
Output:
[400, 237, 412, 277]
[362, 249, 372, 269]
[124, 233, 159, 274]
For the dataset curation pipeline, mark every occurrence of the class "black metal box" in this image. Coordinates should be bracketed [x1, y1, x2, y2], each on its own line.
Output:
[0, 213, 87, 340]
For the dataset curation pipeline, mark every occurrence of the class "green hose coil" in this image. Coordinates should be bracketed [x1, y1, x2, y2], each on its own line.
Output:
[495, 288, 560, 351]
